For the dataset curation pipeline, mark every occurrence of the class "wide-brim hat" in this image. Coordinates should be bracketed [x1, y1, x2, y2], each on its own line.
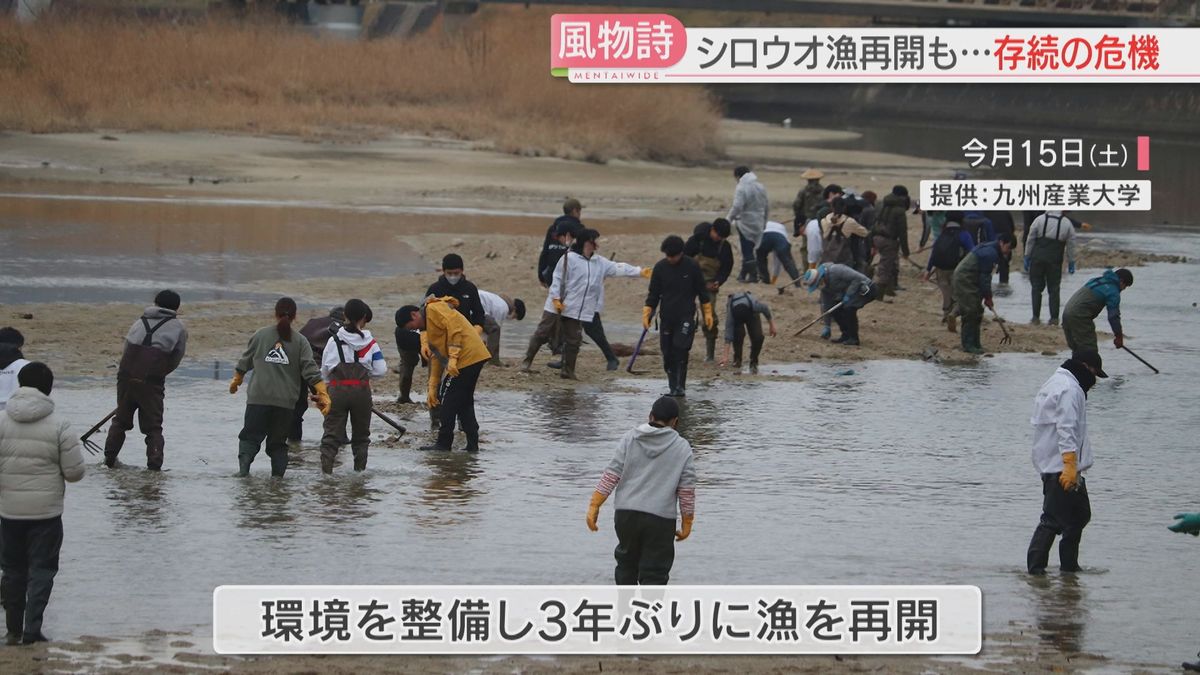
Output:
[801, 169, 824, 180]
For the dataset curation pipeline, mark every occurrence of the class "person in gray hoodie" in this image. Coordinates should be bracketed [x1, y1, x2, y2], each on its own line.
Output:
[586, 396, 696, 585]
[230, 298, 328, 477]
[103, 290, 188, 470]
[0, 362, 85, 645]
[728, 166, 769, 283]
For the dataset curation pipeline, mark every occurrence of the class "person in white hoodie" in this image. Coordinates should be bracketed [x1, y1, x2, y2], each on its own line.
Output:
[586, 396, 696, 585]
[1026, 350, 1106, 576]
[520, 229, 649, 380]
[319, 299, 387, 474]
[0, 328, 30, 411]
[728, 166, 769, 283]
[0, 362, 84, 645]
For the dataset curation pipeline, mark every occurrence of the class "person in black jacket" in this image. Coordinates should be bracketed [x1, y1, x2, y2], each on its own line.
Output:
[540, 198, 584, 284]
[684, 219, 733, 362]
[984, 210, 1017, 286]
[425, 254, 486, 330]
[645, 236, 714, 398]
[538, 221, 576, 288]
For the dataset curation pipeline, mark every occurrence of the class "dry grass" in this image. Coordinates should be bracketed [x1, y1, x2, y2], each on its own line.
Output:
[0, 7, 723, 163]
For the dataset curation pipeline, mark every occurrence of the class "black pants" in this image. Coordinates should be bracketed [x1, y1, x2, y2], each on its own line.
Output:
[583, 314, 617, 363]
[732, 315, 764, 366]
[238, 404, 293, 477]
[614, 510, 676, 585]
[436, 361, 483, 448]
[0, 516, 63, 641]
[1027, 474, 1091, 574]
[398, 349, 419, 400]
[103, 379, 166, 468]
[660, 316, 695, 391]
[997, 253, 1010, 284]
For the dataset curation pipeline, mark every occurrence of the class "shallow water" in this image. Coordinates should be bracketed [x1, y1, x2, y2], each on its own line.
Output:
[28, 229, 1199, 668]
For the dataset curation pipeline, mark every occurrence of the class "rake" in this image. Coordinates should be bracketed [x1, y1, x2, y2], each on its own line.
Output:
[371, 407, 407, 435]
[793, 302, 843, 337]
[989, 306, 1013, 346]
[79, 407, 118, 456]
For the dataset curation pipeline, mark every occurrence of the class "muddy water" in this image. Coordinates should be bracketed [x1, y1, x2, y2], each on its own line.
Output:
[30, 229, 1199, 669]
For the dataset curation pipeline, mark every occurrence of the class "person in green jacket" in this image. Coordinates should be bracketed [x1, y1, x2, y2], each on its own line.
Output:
[229, 298, 329, 477]
[1062, 268, 1133, 353]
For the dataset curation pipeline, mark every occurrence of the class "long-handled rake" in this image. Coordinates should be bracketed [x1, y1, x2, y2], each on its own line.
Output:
[989, 306, 1013, 346]
[79, 407, 118, 456]
[626, 308, 657, 374]
[793, 302, 843, 337]
[1121, 345, 1160, 374]
[371, 407, 407, 435]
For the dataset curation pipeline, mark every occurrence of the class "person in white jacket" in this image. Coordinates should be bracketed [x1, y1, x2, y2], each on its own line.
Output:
[1026, 350, 1106, 576]
[728, 166, 769, 283]
[0, 362, 84, 645]
[0, 327, 30, 411]
[477, 290, 526, 366]
[520, 229, 649, 380]
[318, 299, 387, 474]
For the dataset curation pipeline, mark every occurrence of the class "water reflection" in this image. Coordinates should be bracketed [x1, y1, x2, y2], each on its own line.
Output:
[103, 468, 170, 533]
[413, 453, 482, 528]
[233, 477, 298, 537]
[1027, 573, 1088, 654]
[308, 475, 383, 533]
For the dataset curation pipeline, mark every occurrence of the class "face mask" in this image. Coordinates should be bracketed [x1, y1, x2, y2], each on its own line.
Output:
[445, 274, 462, 285]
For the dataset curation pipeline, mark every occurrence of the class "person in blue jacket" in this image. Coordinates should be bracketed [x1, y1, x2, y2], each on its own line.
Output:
[1062, 268, 1133, 353]
[951, 234, 1016, 354]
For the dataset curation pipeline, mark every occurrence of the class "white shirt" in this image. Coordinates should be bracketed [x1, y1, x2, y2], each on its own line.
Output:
[804, 219, 823, 264]
[478, 290, 509, 324]
[1030, 367, 1093, 474]
[0, 357, 30, 411]
[763, 220, 788, 237]
[544, 251, 643, 321]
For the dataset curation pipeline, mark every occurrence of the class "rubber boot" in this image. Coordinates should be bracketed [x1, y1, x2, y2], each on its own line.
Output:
[353, 455, 367, 472]
[547, 359, 563, 369]
[519, 339, 540, 373]
[320, 454, 334, 475]
[462, 431, 480, 453]
[518, 359, 533, 373]
[675, 361, 689, 397]
[962, 322, 984, 354]
[5, 601, 24, 645]
[704, 334, 716, 363]
[236, 454, 253, 478]
[559, 349, 578, 380]
[665, 365, 679, 396]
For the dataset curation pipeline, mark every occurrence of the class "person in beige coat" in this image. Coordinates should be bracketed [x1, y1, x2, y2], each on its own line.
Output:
[0, 362, 84, 645]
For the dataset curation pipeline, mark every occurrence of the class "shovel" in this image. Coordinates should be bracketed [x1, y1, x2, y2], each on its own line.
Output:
[79, 407, 118, 456]
[988, 306, 1013, 346]
[793, 302, 843, 337]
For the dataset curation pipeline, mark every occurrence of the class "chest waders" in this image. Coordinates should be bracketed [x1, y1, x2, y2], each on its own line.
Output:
[1029, 214, 1068, 323]
[697, 253, 722, 361]
[321, 336, 375, 473]
[106, 316, 175, 469]
[1063, 278, 1115, 353]
[952, 254, 985, 353]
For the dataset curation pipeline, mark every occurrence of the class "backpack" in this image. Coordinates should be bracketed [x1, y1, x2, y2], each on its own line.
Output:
[929, 227, 966, 270]
[820, 217, 853, 265]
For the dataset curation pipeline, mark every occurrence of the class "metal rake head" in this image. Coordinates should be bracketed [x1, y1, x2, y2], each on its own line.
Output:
[81, 438, 102, 456]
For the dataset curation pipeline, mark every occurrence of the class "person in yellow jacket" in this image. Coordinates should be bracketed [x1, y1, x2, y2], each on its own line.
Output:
[397, 297, 491, 452]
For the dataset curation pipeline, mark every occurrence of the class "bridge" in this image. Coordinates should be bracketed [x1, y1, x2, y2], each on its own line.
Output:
[476, 0, 1199, 27]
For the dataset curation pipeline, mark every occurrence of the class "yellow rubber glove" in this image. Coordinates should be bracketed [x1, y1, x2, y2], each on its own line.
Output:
[586, 491, 608, 532]
[474, 324, 484, 336]
[447, 359, 460, 378]
[427, 379, 440, 409]
[642, 306, 653, 330]
[701, 302, 715, 331]
[676, 515, 694, 541]
[553, 298, 565, 314]
[640, 267, 652, 279]
[1059, 451, 1078, 491]
[311, 381, 331, 416]
[419, 332, 432, 361]
[228, 371, 244, 394]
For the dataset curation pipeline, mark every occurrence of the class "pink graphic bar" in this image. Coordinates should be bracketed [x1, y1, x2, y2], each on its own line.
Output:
[1137, 136, 1150, 171]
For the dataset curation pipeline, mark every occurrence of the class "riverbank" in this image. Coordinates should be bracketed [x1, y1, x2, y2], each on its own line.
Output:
[0, 126, 1181, 388]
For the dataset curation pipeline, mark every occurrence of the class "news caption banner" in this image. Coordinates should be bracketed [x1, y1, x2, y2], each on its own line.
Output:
[214, 585, 981, 654]
[550, 16, 1200, 83]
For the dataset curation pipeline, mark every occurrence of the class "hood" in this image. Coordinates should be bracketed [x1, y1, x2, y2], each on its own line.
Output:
[0, 343, 22, 369]
[738, 172, 759, 185]
[142, 306, 178, 321]
[1100, 268, 1120, 285]
[4, 387, 54, 423]
[882, 193, 908, 209]
[426, 296, 460, 310]
[333, 326, 377, 349]
[631, 423, 683, 458]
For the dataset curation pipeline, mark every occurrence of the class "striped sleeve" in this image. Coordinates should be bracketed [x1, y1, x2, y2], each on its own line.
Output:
[595, 470, 621, 496]
[677, 487, 695, 518]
